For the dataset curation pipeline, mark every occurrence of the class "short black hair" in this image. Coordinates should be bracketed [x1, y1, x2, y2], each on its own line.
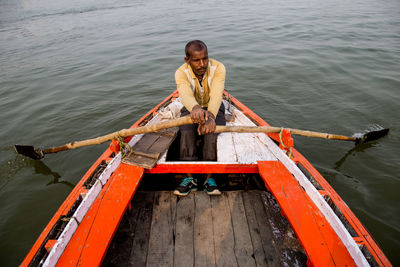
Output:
[185, 40, 208, 58]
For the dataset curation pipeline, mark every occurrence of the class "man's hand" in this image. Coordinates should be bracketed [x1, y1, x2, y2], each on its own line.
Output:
[190, 105, 207, 124]
[198, 111, 216, 135]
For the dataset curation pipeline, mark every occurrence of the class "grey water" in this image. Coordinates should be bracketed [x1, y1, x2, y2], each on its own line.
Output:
[0, 0, 399, 265]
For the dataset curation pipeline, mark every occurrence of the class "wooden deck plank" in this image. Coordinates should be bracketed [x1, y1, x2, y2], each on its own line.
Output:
[226, 192, 257, 267]
[211, 194, 238, 267]
[128, 192, 155, 267]
[242, 192, 268, 267]
[244, 191, 280, 267]
[194, 192, 216, 267]
[174, 194, 195, 267]
[259, 191, 306, 266]
[146, 192, 176, 267]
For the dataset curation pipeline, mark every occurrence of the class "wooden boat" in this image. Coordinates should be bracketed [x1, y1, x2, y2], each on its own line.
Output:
[21, 90, 391, 266]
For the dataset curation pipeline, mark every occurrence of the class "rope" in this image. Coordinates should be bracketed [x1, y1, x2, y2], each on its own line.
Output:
[117, 136, 132, 158]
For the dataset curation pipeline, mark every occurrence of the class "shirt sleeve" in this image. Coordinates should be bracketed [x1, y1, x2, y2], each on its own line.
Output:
[207, 63, 226, 117]
[175, 69, 198, 112]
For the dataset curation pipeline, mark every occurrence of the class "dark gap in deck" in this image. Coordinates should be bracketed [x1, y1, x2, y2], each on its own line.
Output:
[136, 173, 266, 192]
[103, 190, 307, 267]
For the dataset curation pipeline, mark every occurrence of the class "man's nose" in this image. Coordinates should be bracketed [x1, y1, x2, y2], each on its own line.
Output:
[199, 60, 205, 67]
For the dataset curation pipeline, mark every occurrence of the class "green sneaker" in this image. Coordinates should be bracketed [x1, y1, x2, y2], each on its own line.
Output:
[204, 178, 221, 195]
[174, 177, 198, 196]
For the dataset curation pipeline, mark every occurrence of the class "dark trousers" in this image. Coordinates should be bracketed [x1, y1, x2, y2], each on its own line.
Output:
[179, 104, 226, 161]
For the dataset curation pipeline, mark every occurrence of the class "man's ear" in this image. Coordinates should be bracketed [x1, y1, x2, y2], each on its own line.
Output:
[184, 57, 189, 63]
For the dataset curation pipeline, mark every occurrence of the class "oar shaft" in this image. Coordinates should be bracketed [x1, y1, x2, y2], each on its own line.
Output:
[215, 126, 357, 142]
[43, 116, 193, 154]
[41, 119, 356, 156]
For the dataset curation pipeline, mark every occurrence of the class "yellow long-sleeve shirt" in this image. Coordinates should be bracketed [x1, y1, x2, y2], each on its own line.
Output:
[175, 59, 226, 117]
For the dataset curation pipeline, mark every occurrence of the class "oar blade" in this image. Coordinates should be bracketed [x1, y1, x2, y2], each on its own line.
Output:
[14, 145, 45, 159]
[355, 126, 389, 145]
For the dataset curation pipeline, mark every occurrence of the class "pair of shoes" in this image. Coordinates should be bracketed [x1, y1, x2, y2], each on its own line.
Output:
[204, 178, 221, 195]
[174, 177, 221, 196]
[173, 177, 198, 196]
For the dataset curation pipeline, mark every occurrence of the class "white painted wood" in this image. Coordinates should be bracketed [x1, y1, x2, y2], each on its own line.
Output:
[42, 219, 79, 267]
[217, 132, 238, 162]
[216, 106, 277, 163]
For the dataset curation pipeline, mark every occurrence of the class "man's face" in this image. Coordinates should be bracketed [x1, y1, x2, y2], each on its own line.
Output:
[185, 49, 209, 77]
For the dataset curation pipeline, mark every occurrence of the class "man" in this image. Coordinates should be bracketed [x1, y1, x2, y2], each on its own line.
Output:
[173, 40, 226, 196]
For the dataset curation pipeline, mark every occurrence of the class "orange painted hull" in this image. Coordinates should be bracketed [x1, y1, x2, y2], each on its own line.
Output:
[21, 90, 391, 266]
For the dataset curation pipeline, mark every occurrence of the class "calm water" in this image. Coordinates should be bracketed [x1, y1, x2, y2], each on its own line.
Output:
[1, 0, 399, 265]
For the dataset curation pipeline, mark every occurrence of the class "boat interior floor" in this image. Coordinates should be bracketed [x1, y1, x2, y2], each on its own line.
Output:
[103, 176, 307, 267]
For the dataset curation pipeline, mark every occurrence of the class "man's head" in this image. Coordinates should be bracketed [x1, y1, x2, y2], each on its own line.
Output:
[185, 40, 209, 77]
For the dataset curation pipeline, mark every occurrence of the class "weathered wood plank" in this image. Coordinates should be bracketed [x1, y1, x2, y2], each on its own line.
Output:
[226, 192, 257, 267]
[246, 191, 280, 267]
[174, 194, 195, 267]
[194, 192, 216, 267]
[217, 132, 238, 162]
[216, 107, 276, 164]
[232, 133, 259, 163]
[242, 192, 268, 267]
[211, 193, 238, 267]
[146, 192, 176, 267]
[128, 191, 155, 267]
[123, 128, 178, 168]
[259, 192, 307, 266]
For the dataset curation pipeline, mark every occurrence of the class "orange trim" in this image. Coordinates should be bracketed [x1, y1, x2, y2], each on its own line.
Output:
[258, 161, 356, 266]
[292, 150, 392, 266]
[146, 163, 259, 174]
[44, 240, 57, 253]
[57, 164, 144, 266]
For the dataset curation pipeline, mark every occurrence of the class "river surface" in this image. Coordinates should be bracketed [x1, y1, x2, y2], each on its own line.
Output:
[1, 0, 399, 265]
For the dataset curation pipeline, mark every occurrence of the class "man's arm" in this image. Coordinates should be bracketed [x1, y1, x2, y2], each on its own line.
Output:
[175, 69, 198, 112]
[175, 69, 207, 124]
[205, 63, 226, 118]
[198, 62, 226, 134]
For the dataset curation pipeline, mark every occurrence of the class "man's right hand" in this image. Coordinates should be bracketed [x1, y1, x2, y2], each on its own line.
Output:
[190, 105, 206, 124]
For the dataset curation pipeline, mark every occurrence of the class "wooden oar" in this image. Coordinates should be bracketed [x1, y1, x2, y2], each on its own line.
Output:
[14, 116, 193, 160]
[15, 116, 389, 160]
[214, 125, 389, 145]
